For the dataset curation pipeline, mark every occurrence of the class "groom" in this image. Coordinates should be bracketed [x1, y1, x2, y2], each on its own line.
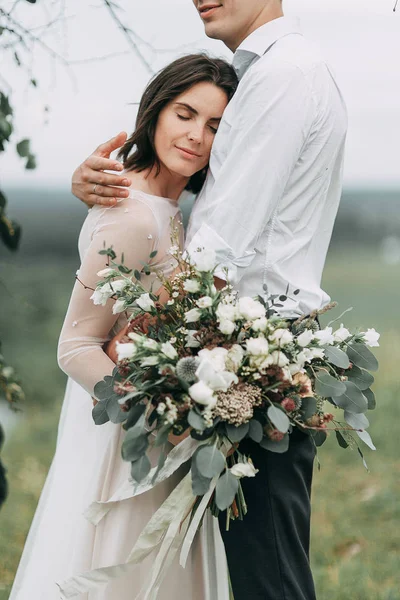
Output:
[71, 1, 347, 598]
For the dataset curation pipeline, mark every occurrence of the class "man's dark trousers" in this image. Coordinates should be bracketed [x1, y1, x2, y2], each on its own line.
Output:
[219, 429, 317, 600]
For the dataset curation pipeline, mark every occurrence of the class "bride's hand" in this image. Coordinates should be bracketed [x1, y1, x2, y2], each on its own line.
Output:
[71, 132, 132, 208]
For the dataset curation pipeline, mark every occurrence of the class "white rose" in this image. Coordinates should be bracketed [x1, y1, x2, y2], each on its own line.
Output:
[216, 303, 238, 322]
[116, 342, 136, 361]
[191, 248, 217, 272]
[333, 324, 351, 343]
[226, 344, 244, 373]
[196, 296, 213, 309]
[112, 299, 126, 315]
[198, 347, 228, 372]
[185, 308, 202, 323]
[362, 328, 380, 348]
[238, 297, 265, 321]
[219, 319, 236, 335]
[97, 267, 116, 278]
[269, 328, 294, 346]
[161, 342, 178, 360]
[230, 461, 259, 479]
[136, 293, 155, 312]
[246, 336, 269, 356]
[189, 381, 217, 408]
[313, 327, 335, 346]
[143, 339, 159, 350]
[183, 279, 200, 293]
[296, 329, 315, 347]
[251, 317, 268, 332]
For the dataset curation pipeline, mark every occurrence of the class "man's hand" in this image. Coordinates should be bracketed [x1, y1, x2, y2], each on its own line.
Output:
[71, 131, 133, 208]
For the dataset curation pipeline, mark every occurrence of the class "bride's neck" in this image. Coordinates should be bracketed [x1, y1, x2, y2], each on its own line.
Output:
[126, 166, 189, 202]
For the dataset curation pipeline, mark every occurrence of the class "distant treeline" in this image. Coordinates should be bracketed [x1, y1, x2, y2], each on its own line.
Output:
[2, 187, 399, 258]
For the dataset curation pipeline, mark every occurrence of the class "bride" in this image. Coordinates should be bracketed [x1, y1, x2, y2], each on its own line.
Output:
[9, 54, 238, 600]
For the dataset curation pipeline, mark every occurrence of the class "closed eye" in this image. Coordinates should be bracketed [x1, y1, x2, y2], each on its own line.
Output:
[177, 113, 190, 121]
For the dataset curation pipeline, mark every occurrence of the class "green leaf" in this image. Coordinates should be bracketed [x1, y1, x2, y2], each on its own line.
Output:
[14, 51, 21, 66]
[347, 342, 379, 372]
[335, 430, 349, 449]
[225, 422, 249, 442]
[267, 405, 290, 433]
[195, 445, 226, 479]
[0, 116, 12, 139]
[323, 346, 350, 369]
[310, 430, 328, 447]
[154, 425, 170, 448]
[357, 430, 376, 451]
[248, 419, 263, 443]
[347, 366, 375, 391]
[121, 428, 149, 462]
[188, 409, 207, 432]
[333, 381, 368, 414]
[191, 449, 212, 496]
[134, 270, 142, 281]
[0, 93, 12, 117]
[260, 434, 289, 454]
[92, 401, 110, 425]
[16, 139, 30, 158]
[131, 454, 151, 482]
[150, 250, 158, 259]
[299, 397, 318, 420]
[0, 218, 22, 251]
[123, 403, 147, 431]
[30, 78, 37, 87]
[93, 375, 114, 401]
[25, 155, 37, 170]
[106, 396, 127, 424]
[363, 388, 376, 410]
[315, 371, 346, 398]
[344, 411, 369, 431]
[215, 471, 239, 511]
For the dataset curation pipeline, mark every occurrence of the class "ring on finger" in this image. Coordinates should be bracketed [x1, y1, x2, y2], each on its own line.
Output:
[93, 183, 98, 194]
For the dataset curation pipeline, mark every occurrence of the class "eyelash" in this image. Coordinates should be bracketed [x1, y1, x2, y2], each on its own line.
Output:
[176, 113, 218, 134]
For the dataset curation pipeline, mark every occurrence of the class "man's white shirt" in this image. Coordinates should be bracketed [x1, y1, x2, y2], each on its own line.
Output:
[185, 16, 348, 317]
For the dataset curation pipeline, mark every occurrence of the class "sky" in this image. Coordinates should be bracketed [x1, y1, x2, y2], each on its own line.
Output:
[1, 0, 400, 188]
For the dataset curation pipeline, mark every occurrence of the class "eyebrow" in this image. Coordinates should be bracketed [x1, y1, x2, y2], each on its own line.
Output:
[175, 102, 222, 122]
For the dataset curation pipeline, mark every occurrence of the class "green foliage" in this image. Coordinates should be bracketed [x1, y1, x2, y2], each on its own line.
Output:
[215, 471, 239, 511]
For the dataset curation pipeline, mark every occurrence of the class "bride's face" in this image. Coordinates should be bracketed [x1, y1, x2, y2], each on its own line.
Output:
[154, 81, 228, 180]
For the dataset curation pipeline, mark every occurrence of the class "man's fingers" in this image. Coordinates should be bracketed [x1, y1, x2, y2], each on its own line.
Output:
[95, 131, 128, 159]
[89, 194, 118, 207]
[82, 166, 131, 189]
[85, 155, 127, 176]
[87, 182, 129, 199]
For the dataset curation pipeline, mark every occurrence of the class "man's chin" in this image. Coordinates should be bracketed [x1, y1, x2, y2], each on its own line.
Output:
[203, 23, 223, 41]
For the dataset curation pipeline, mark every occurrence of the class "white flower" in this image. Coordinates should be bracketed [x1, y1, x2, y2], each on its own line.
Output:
[238, 297, 265, 321]
[196, 358, 238, 392]
[333, 324, 351, 343]
[269, 350, 290, 367]
[161, 342, 178, 360]
[230, 461, 259, 479]
[167, 300, 174, 306]
[269, 328, 294, 346]
[112, 299, 126, 314]
[97, 267, 117, 278]
[128, 332, 144, 343]
[185, 330, 201, 348]
[216, 303, 238, 322]
[313, 327, 335, 346]
[116, 342, 136, 361]
[218, 319, 236, 335]
[296, 329, 315, 347]
[251, 317, 268, 332]
[110, 279, 128, 293]
[141, 356, 160, 367]
[143, 339, 159, 350]
[246, 336, 269, 356]
[183, 279, 200, 293]
[191, 248, 217, 272]
[226, 344, 244, 373]
[157, 402, 166, 415]
[2, 366, 14, 378]
[198, 347, 228, 372]
[172, 292, 179, 298]
[185, 308, 202, 323]
[362, 328, 380, 348]
[136, 293, 155, 312]
[90, 283, 115, 306]
[196, 296, 213, 309]
[189, 381, 217, 408]
[169, 245, 180, 255]
[309, 347, 325, 360]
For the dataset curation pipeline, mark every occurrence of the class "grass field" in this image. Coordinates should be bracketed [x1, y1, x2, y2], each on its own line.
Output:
[0, 246, 399, 600]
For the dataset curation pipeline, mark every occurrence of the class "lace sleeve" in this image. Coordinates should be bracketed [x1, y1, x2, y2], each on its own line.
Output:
[57, 200, 158, 398]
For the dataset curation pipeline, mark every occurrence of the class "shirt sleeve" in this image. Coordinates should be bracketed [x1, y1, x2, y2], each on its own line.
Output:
[185, 60, 318, 283]
[57, 200, 158, 398]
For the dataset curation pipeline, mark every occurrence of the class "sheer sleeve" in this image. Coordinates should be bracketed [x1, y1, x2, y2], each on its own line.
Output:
[57, 199, 159, 398]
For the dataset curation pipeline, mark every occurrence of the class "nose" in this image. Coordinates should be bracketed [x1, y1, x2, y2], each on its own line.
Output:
[187, 124, 204, 144]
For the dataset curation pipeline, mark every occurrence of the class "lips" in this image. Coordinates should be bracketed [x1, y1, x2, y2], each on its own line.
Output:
[199, 4, 222, 18]
[176, 146, 202, 158]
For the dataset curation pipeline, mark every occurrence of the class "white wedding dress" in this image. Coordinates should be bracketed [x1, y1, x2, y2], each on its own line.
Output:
[9, 190, 229, 600]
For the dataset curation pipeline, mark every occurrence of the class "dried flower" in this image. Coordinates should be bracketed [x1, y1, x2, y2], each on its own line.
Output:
[214, 383, 263, 426]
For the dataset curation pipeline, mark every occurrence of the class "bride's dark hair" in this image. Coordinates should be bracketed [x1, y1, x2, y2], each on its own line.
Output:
[118, 54, 238, 194]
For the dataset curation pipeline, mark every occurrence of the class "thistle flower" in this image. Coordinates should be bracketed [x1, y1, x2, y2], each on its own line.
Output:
[176, 357, 201, 383]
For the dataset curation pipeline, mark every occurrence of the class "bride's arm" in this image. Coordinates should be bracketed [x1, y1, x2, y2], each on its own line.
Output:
[57, 200, 158, 398]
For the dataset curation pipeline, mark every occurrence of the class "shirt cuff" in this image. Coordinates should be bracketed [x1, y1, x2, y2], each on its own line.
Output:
[184, 223, 256, 284]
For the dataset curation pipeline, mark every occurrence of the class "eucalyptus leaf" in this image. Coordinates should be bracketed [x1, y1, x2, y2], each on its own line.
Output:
[347, 366, 375, 391]
[154, 425, 171, 448]
[315, 371, 346, 398]
[131, 454, 151, 483]
[363, 388, 376, 410]
[215, 471, 239, 511]
[356, 430, 376, 451]
[93, 375, 115, 401]
[333, 381, 368, 414]
[151, 448, 167, 485]
[121, 428, 149, 462]
[248, 419, 263, 443]
[195, 445, 226, 479]
[92, 401, 110, 425]
[347, 342, 379, 372]
[260, 434, 289, 454]
[188, 409, 207, 432]
[335, 430, 349, 449]
[16, 138, 30, 158]
[267, 405, 290, 433]
[344, 411, 370, 431]
[123, 403, 147, 431]
[323, 346, 350, 369]
[299, 397, 318, 420]
[106, 396, 127, 424]
[310, 430, 328, 447]
[225, 422, 250, 442]
[191, 450, 212, 496]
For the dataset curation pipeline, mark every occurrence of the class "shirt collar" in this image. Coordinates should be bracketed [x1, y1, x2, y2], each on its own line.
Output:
[232, 16, 302, 80]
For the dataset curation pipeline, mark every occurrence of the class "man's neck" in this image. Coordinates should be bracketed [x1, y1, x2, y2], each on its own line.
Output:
[228, 7, 284, 53]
